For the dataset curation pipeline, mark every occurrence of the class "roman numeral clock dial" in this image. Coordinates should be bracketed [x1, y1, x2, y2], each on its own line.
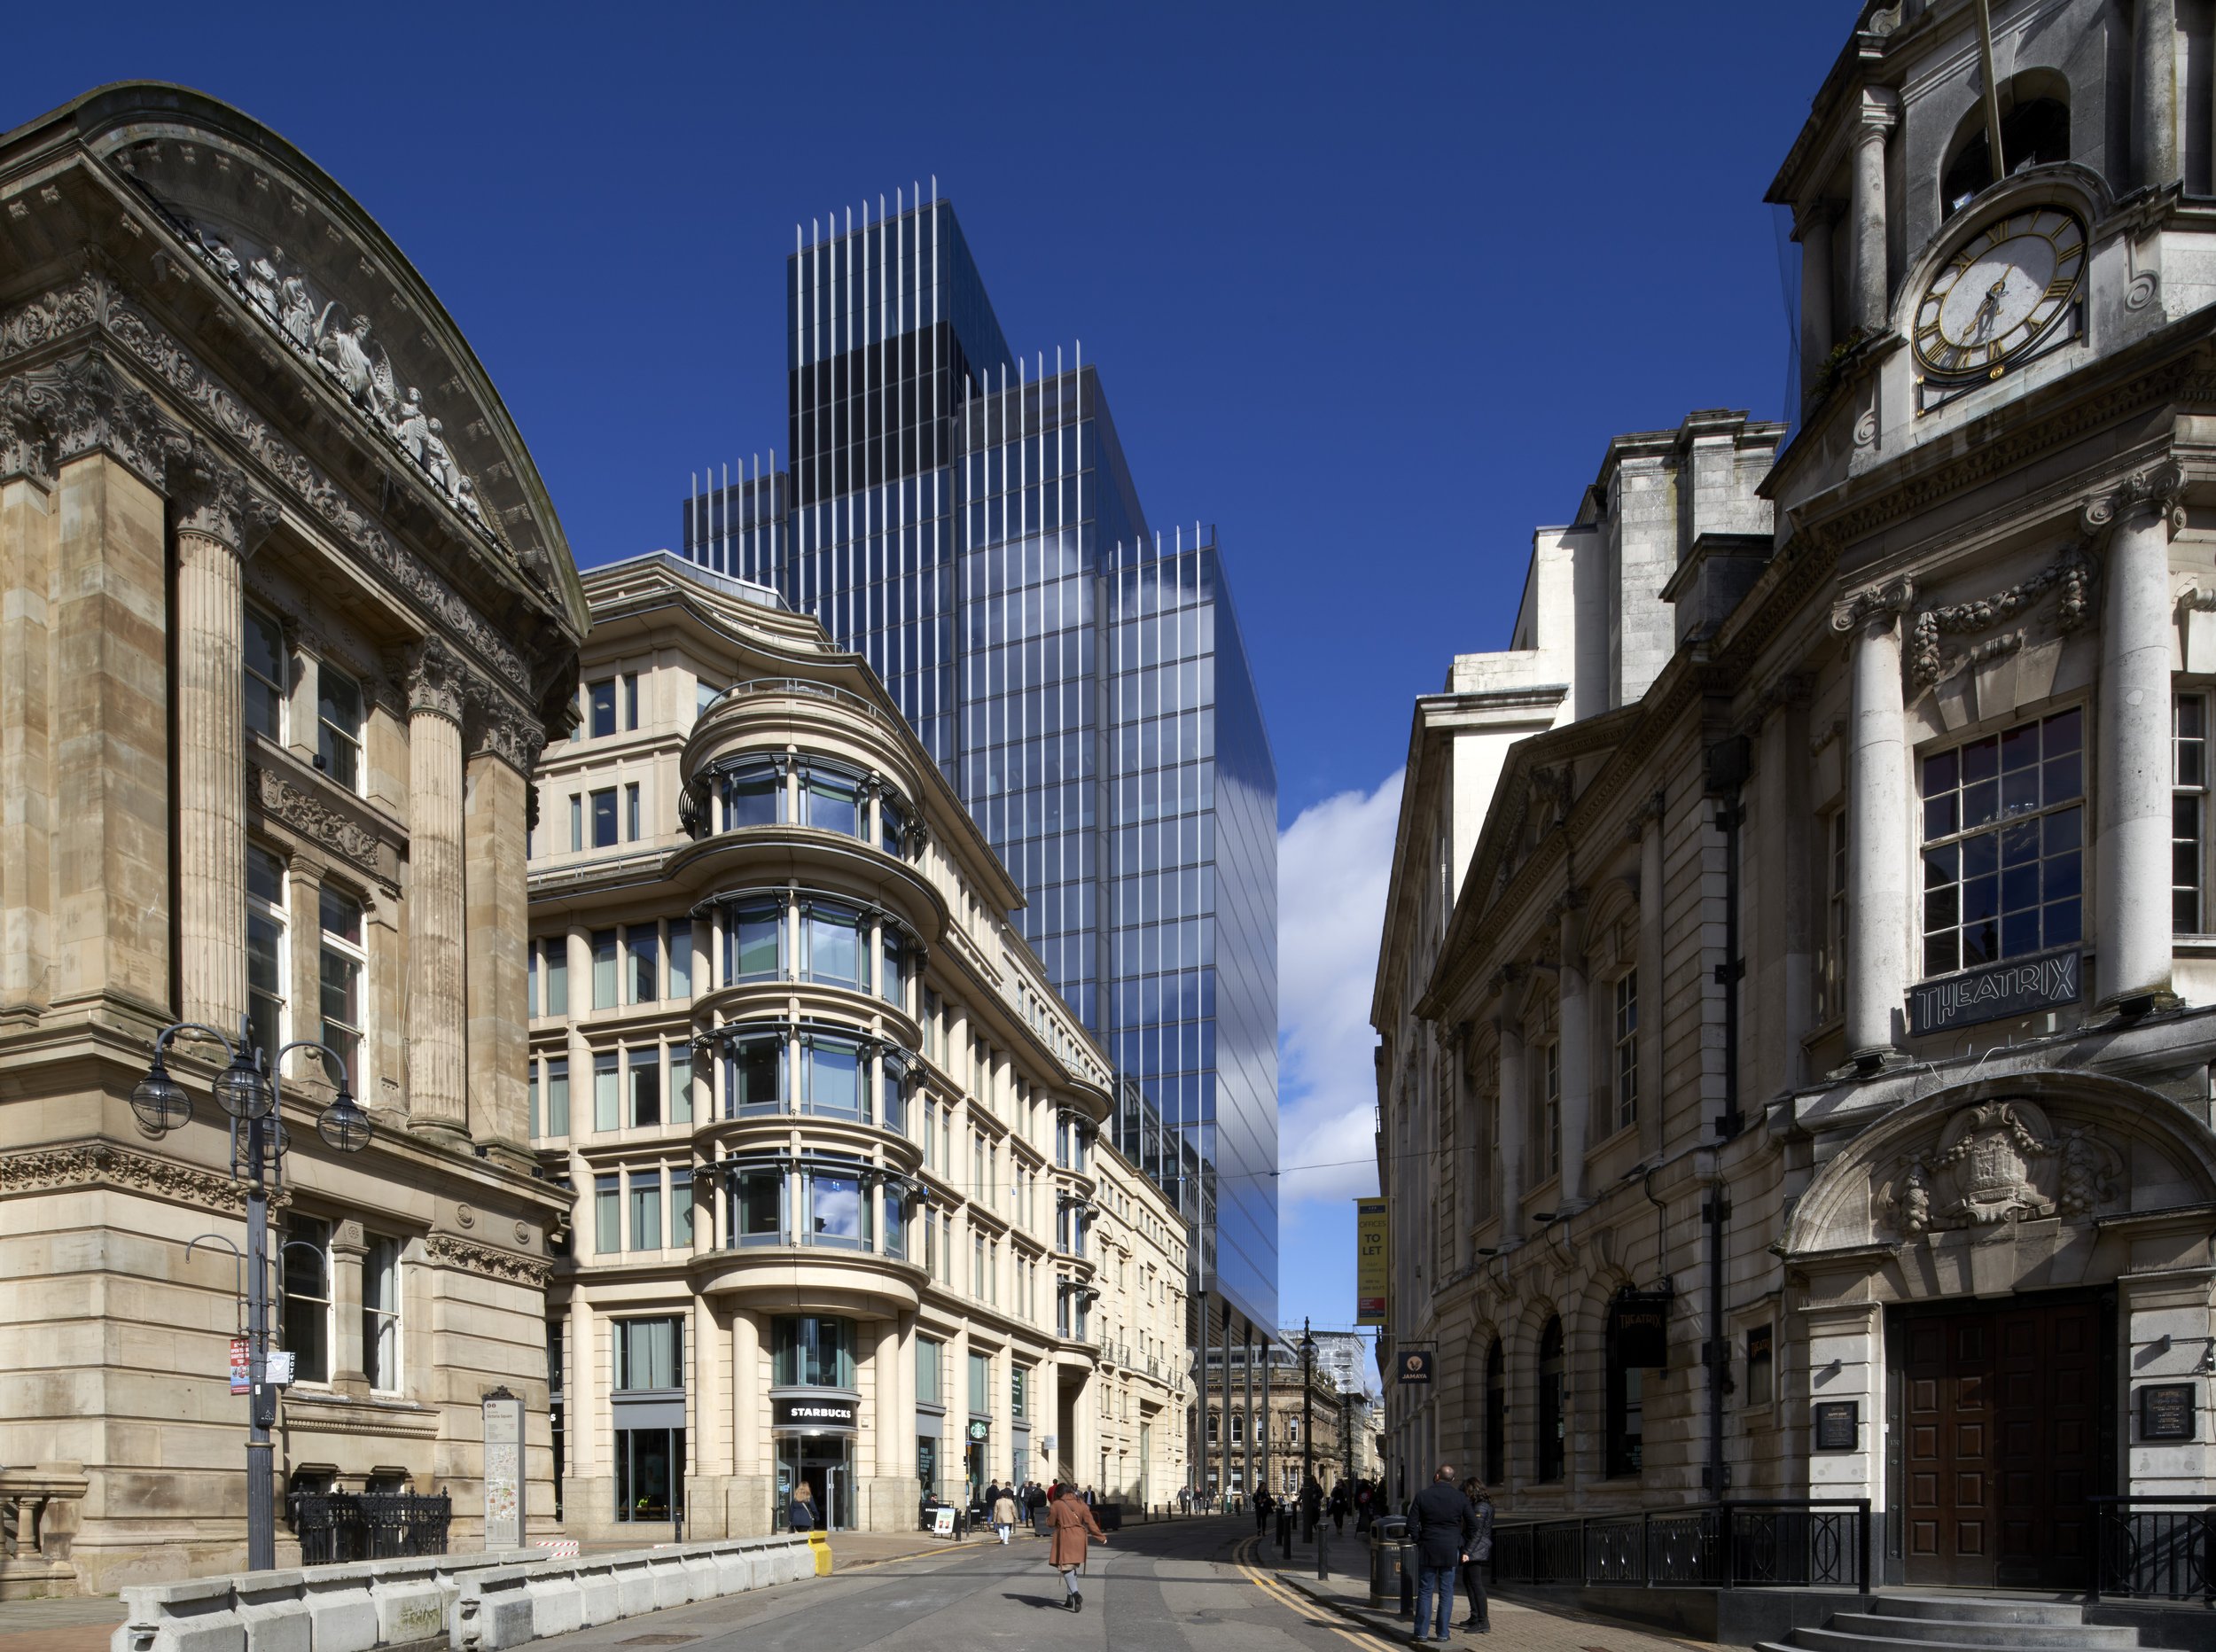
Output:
[1914, 207, 2085, 401]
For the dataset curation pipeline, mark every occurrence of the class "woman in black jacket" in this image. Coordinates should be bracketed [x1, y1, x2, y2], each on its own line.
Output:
[1458, 1479, 1493, 1634]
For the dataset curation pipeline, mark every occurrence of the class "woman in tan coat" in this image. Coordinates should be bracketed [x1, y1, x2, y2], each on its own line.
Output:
[1046, 1486, 1106, 1612]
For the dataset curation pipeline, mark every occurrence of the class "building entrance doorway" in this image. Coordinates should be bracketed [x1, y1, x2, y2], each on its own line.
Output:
[1886, 1290, 2112, 1588]
[776, 1435, 853, 1531]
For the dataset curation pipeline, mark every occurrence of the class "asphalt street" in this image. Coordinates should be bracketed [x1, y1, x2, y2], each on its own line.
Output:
[526, 1516, 1417, 1652]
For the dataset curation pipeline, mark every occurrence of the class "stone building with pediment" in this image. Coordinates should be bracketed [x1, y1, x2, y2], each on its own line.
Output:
[1374, 0, 2216, 1617]
[0, 85, 584, 1593]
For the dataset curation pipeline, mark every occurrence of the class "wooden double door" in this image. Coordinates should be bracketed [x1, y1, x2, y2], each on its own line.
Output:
[1887, 1292, 2113, 1588]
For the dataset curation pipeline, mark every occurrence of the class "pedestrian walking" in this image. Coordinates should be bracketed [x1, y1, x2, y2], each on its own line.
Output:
[1408, 1463, 1476, 1644]
[1046, 1485, 1106, 1612]
[1252, 1486, 1274, 1534]
[1459, 1481, 1494, 1634]
[992, 1485, 1018, 1545]
[1329, 1484, 1349, 1535]
[788, 1480, 823, 1534]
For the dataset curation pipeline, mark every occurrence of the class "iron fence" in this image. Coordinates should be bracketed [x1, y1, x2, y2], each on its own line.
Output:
[1489, 1500, 1869, 1592]
[2088, 1497, 2216, 1605]
[287, 1492, 451, 1565]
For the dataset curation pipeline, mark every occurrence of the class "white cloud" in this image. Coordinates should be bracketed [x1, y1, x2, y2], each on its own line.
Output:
[1277, 769, 1404, 1212]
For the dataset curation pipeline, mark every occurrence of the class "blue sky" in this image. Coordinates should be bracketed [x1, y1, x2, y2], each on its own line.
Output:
[11, 4, 1855, 1342]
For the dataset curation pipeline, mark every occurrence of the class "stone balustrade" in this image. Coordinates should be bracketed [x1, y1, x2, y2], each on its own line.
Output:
[106, 1534, 815, 1652]
[0, 1464, 89, 1600]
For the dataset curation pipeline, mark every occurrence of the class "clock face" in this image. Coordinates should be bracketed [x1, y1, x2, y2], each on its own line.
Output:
[1913, 206, 2086, 380]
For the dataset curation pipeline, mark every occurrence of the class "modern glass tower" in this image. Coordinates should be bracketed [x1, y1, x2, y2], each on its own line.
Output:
[679, 191, 1279, 1342]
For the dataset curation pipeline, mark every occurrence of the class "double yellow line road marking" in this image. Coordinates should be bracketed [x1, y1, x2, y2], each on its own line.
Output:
[1231, 1535, 1401, 1652]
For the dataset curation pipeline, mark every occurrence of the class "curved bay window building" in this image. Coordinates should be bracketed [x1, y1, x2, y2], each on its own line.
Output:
[533, 553, 1188, 1536]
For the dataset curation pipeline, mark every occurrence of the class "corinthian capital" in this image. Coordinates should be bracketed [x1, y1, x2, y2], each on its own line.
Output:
[0, 370, 66, 484]
[168, 435, 281, 553]
[1830, 575, 1916, 635]
[465, 690, 549, 776]
[49, 354, 170, 488]
[404, 635, 470, 725]
[2080, 459, 2188, 540]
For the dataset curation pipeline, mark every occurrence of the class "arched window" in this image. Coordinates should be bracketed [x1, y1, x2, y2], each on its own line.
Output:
[1942, 74, 2071, 216]
[1606, 1300, 1646, 1478]
[1484, 1338, 1506, 1487]
[1536, 1316, 1565, 1483]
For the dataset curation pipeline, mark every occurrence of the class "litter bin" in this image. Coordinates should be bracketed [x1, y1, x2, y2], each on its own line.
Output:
[1369, 1516, 1409, 1609]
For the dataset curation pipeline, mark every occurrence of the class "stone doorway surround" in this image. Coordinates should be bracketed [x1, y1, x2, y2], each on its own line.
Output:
[1779, 1071, 2216, 1586]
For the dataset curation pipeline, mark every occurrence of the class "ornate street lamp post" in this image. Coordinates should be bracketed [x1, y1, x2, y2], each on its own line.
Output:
[134, 1018, 372, 1570]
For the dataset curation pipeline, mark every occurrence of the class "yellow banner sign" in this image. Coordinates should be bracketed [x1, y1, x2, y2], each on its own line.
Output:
[1355, 1197, 1387, 1326]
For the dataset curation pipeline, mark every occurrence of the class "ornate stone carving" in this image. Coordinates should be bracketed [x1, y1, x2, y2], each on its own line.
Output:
[1907, 548, 2094, 686]
[0, 1140, 290, 1214]
[2080, 459, 2187, 539]
[1829, 574, 1916, 634]
[423, 1231, 551, 1288]
[0, 355, 175, 490]
[69, 281, 532, 691]
[0, 272, 99, 358]
[160, 206, 504, 541]
[249, 762, 380, 875]
[464, 688, 548, 777]
[168, 434, 280, 553]
[0, 368, 71, 482]
[404, 635, 470, 725]
[1877, 1099, 2123, 1239]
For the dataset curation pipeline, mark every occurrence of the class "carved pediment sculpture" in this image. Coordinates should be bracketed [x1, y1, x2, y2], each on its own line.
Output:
[1877, 1098, 2121, 1238]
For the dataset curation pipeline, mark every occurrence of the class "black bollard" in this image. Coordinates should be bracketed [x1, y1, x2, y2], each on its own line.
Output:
[1316, 1523, 1330, 1581]
[1280, 1508, 1293, 1559]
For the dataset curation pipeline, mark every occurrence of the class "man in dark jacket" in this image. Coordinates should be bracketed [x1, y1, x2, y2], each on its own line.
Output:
[1408, 1464, 1476, 1642]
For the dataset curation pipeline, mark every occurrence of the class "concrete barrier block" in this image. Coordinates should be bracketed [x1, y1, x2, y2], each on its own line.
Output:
[524, 1571, 582, 1640]
[299, 1568, 378, 1652]
[574, 1562, 620, 1627]
[613, 1555, 658, 1619]
[645, 1555, 687, 1611]
[371, 1575, 449, 1648]
[450, 1567, 536, 1652]
[708, 1547, 754, 1595]
[111, 1578, 246, 1652]
[233, 1571, 309, 1652]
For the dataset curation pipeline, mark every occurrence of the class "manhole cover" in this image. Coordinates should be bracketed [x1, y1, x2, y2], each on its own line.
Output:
[619, 1637, 697, 1647]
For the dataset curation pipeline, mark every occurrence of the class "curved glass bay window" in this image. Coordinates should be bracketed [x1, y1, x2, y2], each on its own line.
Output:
[703, 889, 916, 1009]
[804, 1160, 871, 1249]
[802, 897, 869, 990]
[714, 1156, 918, 1256]
[801, 762, 863, 838]
[1920, 707, 2084, 978]
[714, 1022, 909, 1129]
[716, 755, 787, 831]
[720, 895, 784, 983]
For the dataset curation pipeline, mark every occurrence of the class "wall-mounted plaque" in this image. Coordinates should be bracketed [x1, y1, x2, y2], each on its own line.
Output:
[2141, 1383, 2196, 1442]
[1813, 1401, 1858, 1453]
[1611, 1290, 1671, 1368]
[1907, 946, 2080, 1037]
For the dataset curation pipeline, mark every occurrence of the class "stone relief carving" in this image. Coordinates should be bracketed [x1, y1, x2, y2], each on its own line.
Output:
[168, 434, 281, 553]
[423, 1232, 551, 1288]
[0, 277, 535, 695]
[1907, 547, 2094, 687]
[0, 1141, 291, 1213]
[156, 200, 502, 539]
[249, 763, 380, 877]
[464, 690, 548, 778]
[1877, 1099, 2122, 1239]
[1829, 574, 1916, 634]
[2080, 459, 2187, 539]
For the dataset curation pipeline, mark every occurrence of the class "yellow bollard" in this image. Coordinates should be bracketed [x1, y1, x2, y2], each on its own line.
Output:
[808, 1530, 833, 1576]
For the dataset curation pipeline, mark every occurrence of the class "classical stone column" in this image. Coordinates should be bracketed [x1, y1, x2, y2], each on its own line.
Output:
[464, 695, 543, 1154]
[2091, 465, 2184, 1004]
[1494, 967, 1530, 1243]
[1555, 889, 1591, 1208]
[1795, 200, 1835, 403]
[731, 1309, 761, 1487]
[404, 638, 470, 1135]
[328, 1220, 368, 1394]
[172, 444, 278, 1032]
[0, 419, 57, 1021]
[2136, 0, 2180, 190]
[1850, 88, 1899, 337]
[1831, 581, 1916, 1066]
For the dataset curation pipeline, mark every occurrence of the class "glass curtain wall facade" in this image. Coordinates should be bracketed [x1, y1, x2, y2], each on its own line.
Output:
[677, 192, 1278, 1332]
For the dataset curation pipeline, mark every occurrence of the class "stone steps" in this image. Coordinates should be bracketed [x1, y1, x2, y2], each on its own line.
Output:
[1756, 1592, 2144, 1652]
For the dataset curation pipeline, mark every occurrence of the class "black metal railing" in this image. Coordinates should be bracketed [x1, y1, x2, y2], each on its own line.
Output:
[2089, 1497, 2216, 1606]
[1489, 1500, 1869, 1592]
[287, 1492, 452, 1564]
